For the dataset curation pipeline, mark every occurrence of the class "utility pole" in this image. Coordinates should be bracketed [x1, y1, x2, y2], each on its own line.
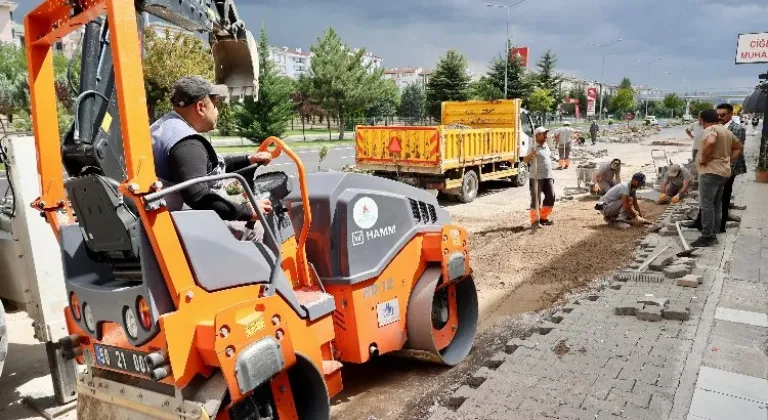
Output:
[591, 38, 622, 120]
[639, 56, 663, 118]
[486, 0, 527, 98]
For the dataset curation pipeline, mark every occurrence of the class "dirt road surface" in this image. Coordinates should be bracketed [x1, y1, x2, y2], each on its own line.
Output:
[330, 127, 684, 420]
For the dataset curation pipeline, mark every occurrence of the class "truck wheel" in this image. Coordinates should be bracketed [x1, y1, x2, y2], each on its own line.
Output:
[457, 170, 479, 203]
[513, 163, 529, 187]
[0, 299, 7, 377]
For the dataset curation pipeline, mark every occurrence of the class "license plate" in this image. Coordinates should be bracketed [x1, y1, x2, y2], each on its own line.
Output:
[93, 344, 152, 378]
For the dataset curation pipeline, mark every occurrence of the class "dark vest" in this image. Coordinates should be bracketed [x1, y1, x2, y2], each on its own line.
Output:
[150, 112, 227, 210]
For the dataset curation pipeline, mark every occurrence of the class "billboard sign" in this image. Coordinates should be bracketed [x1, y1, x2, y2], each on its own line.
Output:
[735, 33, 768, 64]
[587, 87, 598, 117]
[509, 47, 529, 67]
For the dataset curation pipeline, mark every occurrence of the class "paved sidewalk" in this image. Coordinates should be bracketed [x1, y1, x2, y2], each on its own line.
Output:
[428, 132, 767, 419]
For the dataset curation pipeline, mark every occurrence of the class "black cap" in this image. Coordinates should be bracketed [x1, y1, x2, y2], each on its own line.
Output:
[170, 75, 229, 107]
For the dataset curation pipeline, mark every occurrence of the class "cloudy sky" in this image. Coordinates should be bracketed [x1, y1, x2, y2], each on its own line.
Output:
[16, 0, 767, 93]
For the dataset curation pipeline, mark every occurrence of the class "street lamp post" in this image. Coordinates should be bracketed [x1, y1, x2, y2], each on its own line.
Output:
[638, 56, 663, 118]
[486, 0, 527, 98]
[591, 38, 623, 121]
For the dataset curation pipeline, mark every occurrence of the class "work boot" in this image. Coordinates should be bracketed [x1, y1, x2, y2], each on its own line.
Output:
[691, 236, 718, 247]
[540, 219, 554, 226]
[565, 159, 571, 169]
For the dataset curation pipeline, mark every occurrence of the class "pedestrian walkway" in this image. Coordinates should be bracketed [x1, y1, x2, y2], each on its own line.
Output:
[427, 132, 767, 420]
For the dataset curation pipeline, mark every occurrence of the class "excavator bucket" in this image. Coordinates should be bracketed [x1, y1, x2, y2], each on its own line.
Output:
[212, 29, 260, 100]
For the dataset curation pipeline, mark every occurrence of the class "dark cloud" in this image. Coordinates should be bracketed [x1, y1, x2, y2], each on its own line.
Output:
[13, 0, 767, 92]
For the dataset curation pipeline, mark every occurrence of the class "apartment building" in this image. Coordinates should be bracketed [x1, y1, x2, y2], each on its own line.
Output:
[269, 46, 311, 79]
[383, 67, 431, 90]
[2, 1, 82, 57]
[0, 0, 17, 45]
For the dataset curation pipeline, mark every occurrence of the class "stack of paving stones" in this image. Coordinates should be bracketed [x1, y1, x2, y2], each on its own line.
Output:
[428, 202, 718, 420]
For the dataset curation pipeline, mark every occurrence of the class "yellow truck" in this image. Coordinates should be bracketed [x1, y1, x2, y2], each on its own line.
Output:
[354, 99, 536, 202]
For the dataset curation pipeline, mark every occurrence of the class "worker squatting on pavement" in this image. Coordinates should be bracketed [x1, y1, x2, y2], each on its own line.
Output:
[592, 159, 622, 196]
[150, 75, 273, 241]
[595, 172, 649, 228]
[553, 121, 578, 170]
[522, 127, 556, 227]
[659, 164, 693, 204]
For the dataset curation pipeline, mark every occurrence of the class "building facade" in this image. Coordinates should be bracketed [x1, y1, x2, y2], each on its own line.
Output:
[269, 46, 311, 79]
[383, 67, 431, 90]
[0, 0, 17, 45]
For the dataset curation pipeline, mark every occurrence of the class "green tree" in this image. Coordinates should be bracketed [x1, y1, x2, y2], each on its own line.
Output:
[307, 27, 382, 139]
[689, 100, 714, 116]
[0, 43, 29, 122]
[662, 93, 685, 117]
[398, 82, 427, 123]
[470, 76, 503, 101]
[234, 25, 294, 142]
[426, 49, 471, 120]
[527, 87, 555, 121]
[611, 77, 637, 115]
[142, 28, 214, 119]
[536, 50, 562, 94]
[485, 52, 532, 100]
[366, 79, 400, 125]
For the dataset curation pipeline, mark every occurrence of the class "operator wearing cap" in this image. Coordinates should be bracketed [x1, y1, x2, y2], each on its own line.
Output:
[554, 121, 577, 170]
[659, 164, 692, 203]
[595, 172, 648, 226]
[522, 127, 556, 227]
[151, 75, 273, 241]
[593, 159, 622, 196]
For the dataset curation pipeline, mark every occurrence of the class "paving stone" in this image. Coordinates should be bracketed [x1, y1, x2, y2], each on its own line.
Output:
[636, 296, 669, 307]
[649, 251, 676, 270]
[676, 257, 696, 268]
[637, 306, 663, 322]
[614, 302, 644, 316]
[662, 305, 691, 321]
[677, 276, 699, 288]
[663, 264, 689, 279]
[726, 220, 740, 229]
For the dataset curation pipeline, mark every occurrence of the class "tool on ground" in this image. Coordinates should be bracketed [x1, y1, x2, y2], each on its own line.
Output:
[675, 221, 698, 257]
[636, 245, 671, 272]
[24, 1, 480, 419]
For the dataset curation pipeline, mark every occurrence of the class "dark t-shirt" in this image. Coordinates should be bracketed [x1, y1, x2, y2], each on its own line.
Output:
[168, 137, 254, 221]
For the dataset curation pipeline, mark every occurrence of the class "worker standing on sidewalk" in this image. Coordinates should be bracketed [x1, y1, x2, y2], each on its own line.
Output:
[523, 127, 556, 227]
[554, 121, 575, 169]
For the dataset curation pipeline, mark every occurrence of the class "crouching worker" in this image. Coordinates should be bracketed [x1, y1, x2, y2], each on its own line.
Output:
[523, 127, 556, 227]
[595, 173, 648, 226]
[659, 164, 692, 204]
[593, 159, 622, 195]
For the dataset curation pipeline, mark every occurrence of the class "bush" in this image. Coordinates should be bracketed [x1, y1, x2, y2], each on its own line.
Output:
[607, 119, 614, 125]
[12, 111, 32, 133]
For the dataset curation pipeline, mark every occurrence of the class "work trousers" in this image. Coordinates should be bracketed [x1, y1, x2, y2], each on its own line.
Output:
[698, 174, 727, 239]
[600, 200, 629, 222]
[692, 173, 735, 232]
[529, 178, 555, 222]
[558, 146, 571, 160]
[590, 133, 597, 144]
